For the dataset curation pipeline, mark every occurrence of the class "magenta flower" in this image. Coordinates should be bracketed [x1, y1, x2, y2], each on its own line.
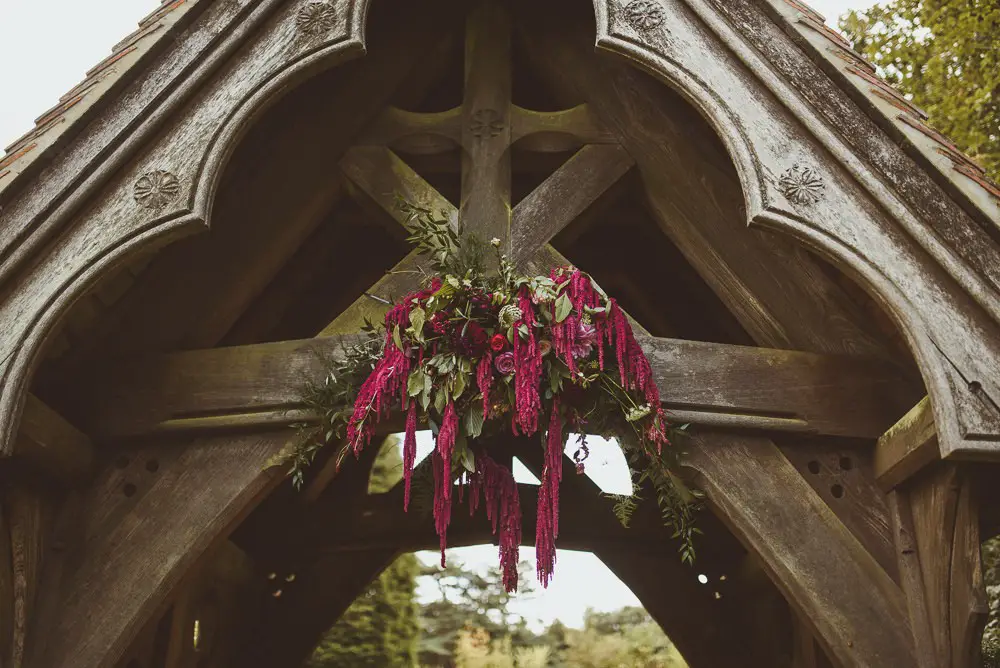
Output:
[571, 322, 598, 359]
[495, 351, 516, 375]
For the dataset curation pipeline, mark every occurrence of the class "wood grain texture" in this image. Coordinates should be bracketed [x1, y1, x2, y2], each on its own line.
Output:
[898, 464, 988, 668]
[779, 442, 898, 582]
[0, 502, 11, 667]
[510, 144, 634, 265]
[13, 394, 93, 482]
[35, 432, 288, 668]
[459, 0, 512, 246]
[510, 437, 789, 668]
[686, 432, 916, 667]
[518, 15, 889, 360]
[5, 485, 45, 668]
[876, 396, 939, 490]
[76, 334, 911, 442]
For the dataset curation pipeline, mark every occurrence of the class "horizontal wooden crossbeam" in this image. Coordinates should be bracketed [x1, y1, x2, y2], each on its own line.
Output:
[316, 481, 652, 554]
[13, 394, 93, 480]
[77, 334, 912, 442]
[874, 396, 939, 490]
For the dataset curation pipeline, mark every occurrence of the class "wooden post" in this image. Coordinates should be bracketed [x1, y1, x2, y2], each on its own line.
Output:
[459, 0, 512, 248]
[890, 464, 988, 668]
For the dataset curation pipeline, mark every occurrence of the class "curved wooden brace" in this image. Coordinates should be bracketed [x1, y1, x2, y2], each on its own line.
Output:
[584, 0, 1000, 460]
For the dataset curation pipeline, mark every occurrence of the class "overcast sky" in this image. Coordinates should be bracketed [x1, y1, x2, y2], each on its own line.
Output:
[0, 0, 879, 633]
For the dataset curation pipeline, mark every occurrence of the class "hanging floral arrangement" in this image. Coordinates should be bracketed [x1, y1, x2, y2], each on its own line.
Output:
[287, 202, 699, 592]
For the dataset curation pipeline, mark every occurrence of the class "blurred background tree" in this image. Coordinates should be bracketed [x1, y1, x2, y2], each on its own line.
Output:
[839, 0, 999, 181]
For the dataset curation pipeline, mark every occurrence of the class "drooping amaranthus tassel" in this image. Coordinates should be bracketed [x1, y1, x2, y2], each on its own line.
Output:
[536, 398, 563, 588]
[437, 402, 459, 501]
[403, 400, 418, 511]
[473, 454, 522, 593]
[346, 344, 411, 455]
[432, 452, 450, 567]
[477, 353, 493, 420]
[608, 298, 671, 451]
[513, 287, 543, 435]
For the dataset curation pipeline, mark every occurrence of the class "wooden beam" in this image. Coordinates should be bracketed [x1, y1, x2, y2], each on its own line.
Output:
[4, 483, 47, 668]
[459, 0, 512, 246]
[13, 394, 93, 482]
[876, 396, 939, 491]
[510, 103, 617, 151]
[75, 334, 912, 442]
[890, 464, 988, 668]
[510, 144, 634, 265]
[686, 432, 916, 667]
[32, 431, 289, 668]
[517, 12, 892, 360]
[509, 438, 788, 668]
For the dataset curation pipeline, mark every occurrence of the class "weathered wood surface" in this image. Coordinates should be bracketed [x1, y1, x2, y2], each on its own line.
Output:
[13, 394, 93, 482]
[891, 465, 988, 668]
[686, 432, 916, 667]
[459, 0, 512, 247]
[0, 502, 12, 667]
[529, 0, 1000, 460]
[5, 484, 46, 668]
[33, 432, 289, 668]
[75, 334, 911, 442]
[510, 437, 789, 668]
[779, 441, 898, 582]
[876, 396, 939, 490]
[510, 144, 634, 265]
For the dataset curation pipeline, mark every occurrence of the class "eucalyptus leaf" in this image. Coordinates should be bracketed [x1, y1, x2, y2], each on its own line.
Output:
[407, 368, 426, 397]
[464, 408, 485, 438]
[392, 325, 403, 351]
[409, 307, 426, 342]
[555, 293, 573, 323]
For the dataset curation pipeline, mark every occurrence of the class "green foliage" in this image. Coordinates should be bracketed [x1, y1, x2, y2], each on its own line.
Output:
[839, 0, 1000, 181]
[305, 439, 420, 667]
[558, 608, 686, 668]
[982, 538, 1000, 666]
[418, 559, 540, 665]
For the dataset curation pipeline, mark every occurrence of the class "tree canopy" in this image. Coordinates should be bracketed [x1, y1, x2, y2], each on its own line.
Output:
[839, 0, 999, 180]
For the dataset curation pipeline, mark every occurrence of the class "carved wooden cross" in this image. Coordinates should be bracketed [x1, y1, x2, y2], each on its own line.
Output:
[325, 0, 633, 336]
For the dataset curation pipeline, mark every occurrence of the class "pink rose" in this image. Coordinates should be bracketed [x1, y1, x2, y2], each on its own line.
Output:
[495, 351, 516, 375]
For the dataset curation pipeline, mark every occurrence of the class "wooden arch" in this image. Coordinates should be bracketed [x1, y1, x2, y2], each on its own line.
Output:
[0, 0, 997, 667]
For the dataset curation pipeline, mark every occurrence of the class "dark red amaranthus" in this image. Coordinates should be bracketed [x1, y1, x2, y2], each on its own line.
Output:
[470, 454, 522, 592]
[341, 268, 672, 593]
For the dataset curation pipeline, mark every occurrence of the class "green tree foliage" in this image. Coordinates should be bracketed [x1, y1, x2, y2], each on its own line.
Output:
[305, 437, 420, 667]
[839, 1, 1000, 180]
[418, 559, 540, 665]
[559, 608, 686, 668]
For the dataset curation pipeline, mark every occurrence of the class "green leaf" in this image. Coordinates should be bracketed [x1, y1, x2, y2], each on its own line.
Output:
[407, 368, 426, 397]
[392, 325, 403, 351]
[434, 388, 447, 414]
[409, 307, 426, 342]
[555, 293, 573, 323]
[420, 383, 432, 411]
[464, 407, 485, 438]
[452, 371, 467, 400]
[460, 446, 476, 473]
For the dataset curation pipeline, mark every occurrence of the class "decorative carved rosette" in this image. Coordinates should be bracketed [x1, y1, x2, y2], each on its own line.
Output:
[469, 109, 505, 139]
[779, 164, 825, 205]
[624, 0, 666, 31]
[296, 1, 337, 37]
[133, 170, 180, 211]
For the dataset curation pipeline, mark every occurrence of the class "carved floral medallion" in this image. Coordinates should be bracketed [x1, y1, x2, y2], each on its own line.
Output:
[470, 109, 505, 138]
[296, 2, 337, 36]
[624, 0, 666, 31]
[133, 170, 180, 211]
[779, 164, 825, 205]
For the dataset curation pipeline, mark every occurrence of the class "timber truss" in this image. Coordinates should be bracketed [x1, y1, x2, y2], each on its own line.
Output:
[1, 0, 999, 667]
